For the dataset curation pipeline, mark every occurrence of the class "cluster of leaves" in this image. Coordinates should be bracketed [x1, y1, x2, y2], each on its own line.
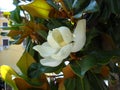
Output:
[0, 0, 120, 90]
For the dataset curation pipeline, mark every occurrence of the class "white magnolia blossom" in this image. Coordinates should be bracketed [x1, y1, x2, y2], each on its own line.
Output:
[33, 19, 86, 67]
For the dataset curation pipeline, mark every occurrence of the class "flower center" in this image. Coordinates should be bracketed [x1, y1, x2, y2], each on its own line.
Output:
[52, 30, 67, 47]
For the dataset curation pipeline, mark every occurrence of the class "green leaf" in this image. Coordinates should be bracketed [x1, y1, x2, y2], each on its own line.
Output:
[75, 77, 84, 90]
[80, 56, 97, 76]
[97, 0, 120, 21]
[37, 30, 47, 40]
[64, 76, 91, 90]
[28, 63, 63, 78]
[72, 0, 90, 17]
[87, 71, 108, 90]
[75, 76, 92, 90]
[73, 0, 99, 18]
[47, 19, 63, 29]
[83, 76, 91, 90]
[89, 49, 120, 65]
[72, 0, 90, 12]
[83, 0, 99, 13]
[10, 6, 22, 23]
[63, 0, 74, 11]
[107, 0, 120, 14]
[1, 25, 21, 30]
[85, 28, 99, 47]
[46, 0, 59, 10]
[70, 56, 97, 77]
[64, 72, 108, 90]
[70, 49, 120, 77]
[17, 52, 36, 75]
[64, 78, 76, 90]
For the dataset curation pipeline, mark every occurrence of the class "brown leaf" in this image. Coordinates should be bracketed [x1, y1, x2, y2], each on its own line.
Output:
[100, 65, 110, 78]
[62, 65, 75, 79]
[7, 30, 22, 38]
[58, 78, 65, 90]
[14, 77, 31, 90]
[14, 75, 50, 90]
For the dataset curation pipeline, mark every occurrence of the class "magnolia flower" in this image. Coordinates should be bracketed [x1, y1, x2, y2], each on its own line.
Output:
[33, 19, 86, 67]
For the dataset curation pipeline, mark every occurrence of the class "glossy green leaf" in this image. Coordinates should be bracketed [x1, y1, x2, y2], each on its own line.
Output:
[73, 0, 99, 18]
[72, 0, 90, 17]
[10, 6, 22, 23]
[64, 76, 91, 90]
[87, 71, 108, 90]
[70, 49, 120, 77]
[89, 49, 120, 65]
[75, 76, 91, 90]
[97, 0, 120, 21]
[72, 0, 90, 12]
[46, 0, 59, 10]
[64, 78, 76, 90]
[83, 76, 91, 90]
[107, 0, 120, 14]
[83, 0, 99, 13]
[46, 19, 63, 29]
[70, 56, 97, 77]
[28, 63, 63, 78]
[85, 28, 99, 47]
[75, 77, 84, 90]
[37, 30, 47, 40]
[63, 0, 74, 11]
[17, 52, 36, 75]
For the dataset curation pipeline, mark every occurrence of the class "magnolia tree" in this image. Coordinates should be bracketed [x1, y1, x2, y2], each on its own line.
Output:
[0, 0, 120, 90]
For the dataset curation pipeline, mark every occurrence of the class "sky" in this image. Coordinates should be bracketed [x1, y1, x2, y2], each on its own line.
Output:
[0, 0, 15, 11]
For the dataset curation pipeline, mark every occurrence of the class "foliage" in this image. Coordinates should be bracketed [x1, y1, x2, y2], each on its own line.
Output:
[0, 0, 120, 90]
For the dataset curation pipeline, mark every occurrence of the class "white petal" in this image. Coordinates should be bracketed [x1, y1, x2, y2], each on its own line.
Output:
[33, 42, 58, 57]
[72, 19, 86, 52]
[52, 44, 73, 60]
[40, 57, 63, 67]
[58, 26, 73, 44]
[47, 31, 60, 49]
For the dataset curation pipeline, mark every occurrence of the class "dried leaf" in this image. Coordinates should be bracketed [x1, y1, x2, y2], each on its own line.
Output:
[62, 65, 75, 79]
[14, 76, 49, 90]
[7, 30, 22, 38]
[100, 65, 110, 77]
[58, 78, 65, 90]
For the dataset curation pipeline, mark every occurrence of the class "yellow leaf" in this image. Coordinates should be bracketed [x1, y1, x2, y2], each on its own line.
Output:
[17, 52, 36, 75]
[0, 65, 19, 90]
[3, 12, 10, 16]
[21, 0, 53, 19]
[3, 12, 10, 18]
